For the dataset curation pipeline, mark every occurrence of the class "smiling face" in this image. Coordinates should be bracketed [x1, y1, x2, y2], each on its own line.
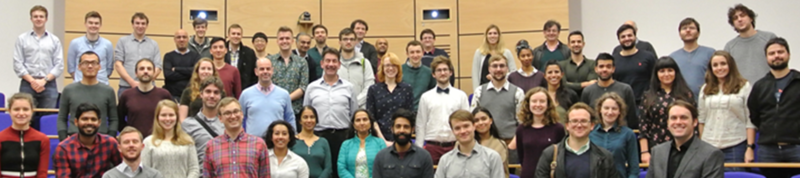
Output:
[766, 44, 790, 70]
[353, 23, 368, 40]
[568, 34, 584, 55]
[433, 63, 452, 84]
[599, 99, 621, 126]
[529, 92, 549, 116]
[353, 111, 371, 134]
[710, 55, 730, 80]
[75, 111, 100, 136]
[451, 120, 475, 143]
[392, 117, 413, 145]
[118, 132, 144, 161]
[228, 28, 243, 45]
[200, 85, 222, 108]
[486, 28, 500, 45]
[421, 33, 435, 49]
[297, 35, 312, 53]
[277, 31, 293, 51]
[9, 99, 33, 127]
[545, 65, 563, 86]
[210, 40, 228, 60]
[313, 28, 327, 44]
[135, 61, 155, 83]
[489, 59, 508, 81]
[376, 39, 388, 54]
[79, 54, 100, 78]
[667, 105, 697, 140]
[157, 106, 178, 131]
[197, 61, 214, 80]
[30, 10, 47, 29]
[175, 30, 189, 51]
[194, 24, 207, 38]
[474, 111, 493, 134]
[518, 49, 533, 66]
[618, 29, 636, 49]
[382, 57, 398, 79]
[407, 44, 423, 63]
[219, 102, 243, 129]
[322, 53, 341, 76]
[544, 25, 559, 42]
[85, 17, 101, 35]
[300, 108, 317, 131]
[255, 59, 274, 85]
[657, 67, 676, 86]
[271, 124, 290, 149]
[566, 109, 594, 138]
[132, 17, 148, 36]
[595, 59, 615, 81]
[253, 38, 267, 52]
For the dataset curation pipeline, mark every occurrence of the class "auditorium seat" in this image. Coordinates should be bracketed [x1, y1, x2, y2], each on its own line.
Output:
[791, 174, 800, 178]
[724, 172, 765, 178]
[39, 114, 58, 135]
[0, 113, 11, 129]
[509, 174, 519, 178]
[48, 138, 58, 170]
[0, 92, 5, 107]
[640, 171, 647, 178]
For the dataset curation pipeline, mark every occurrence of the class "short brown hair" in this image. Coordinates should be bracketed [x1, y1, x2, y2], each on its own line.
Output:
[727, 4, 756, 29]
[566, 102, 597, 123]
[84, 11, 102, 22]
[8, 93, 35, 110]
[679, 17, 700, 32]
[488, 53, 507, 64]
[134, 58, 155, 72]
[216, 97, 241, 114]
[228, 24, 243, 33]
[200, 76, 225, 96]
[667, 100, 698, 120]
[449, 110, 475, 127]
[131, 12, 149, 24]
[277, 26, 293, 36]
[117, 126, 143, 141]
[193, 18, 208, 28]
[406, 40, 422, 52]
[30, 5, 47, 17]
[593, 92, 627, 128]
[420, 29, 436, 40]
[429, 56, 453, 74]
[322, 48, 340, 59]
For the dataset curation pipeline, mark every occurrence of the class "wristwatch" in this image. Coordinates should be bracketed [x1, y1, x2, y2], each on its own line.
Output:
[747, 144, 755, 149]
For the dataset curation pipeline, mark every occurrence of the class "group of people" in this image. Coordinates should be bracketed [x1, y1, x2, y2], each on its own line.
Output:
[6, 3, 800, 178]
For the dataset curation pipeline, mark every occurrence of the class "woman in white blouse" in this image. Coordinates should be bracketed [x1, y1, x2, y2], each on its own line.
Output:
[265, 120, 310, 178]
[698, 51, 755, 172]
[142, 100, 200, 177]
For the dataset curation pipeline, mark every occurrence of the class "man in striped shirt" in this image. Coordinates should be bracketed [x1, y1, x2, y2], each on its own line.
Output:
[203, 97, 269, 177]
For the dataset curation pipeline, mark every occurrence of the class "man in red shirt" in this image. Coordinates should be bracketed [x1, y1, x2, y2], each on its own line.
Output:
[54, 103, 122, 177]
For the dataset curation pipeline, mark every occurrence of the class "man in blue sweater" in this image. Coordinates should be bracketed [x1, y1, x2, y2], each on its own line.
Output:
[240, 58, 295, 136]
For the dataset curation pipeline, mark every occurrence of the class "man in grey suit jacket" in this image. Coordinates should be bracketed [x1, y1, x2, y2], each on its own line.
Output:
[647, 100, 724, 178]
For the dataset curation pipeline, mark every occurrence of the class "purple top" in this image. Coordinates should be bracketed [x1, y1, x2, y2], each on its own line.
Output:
[507, 69, 546, 93]
[516, 123, 565, 178]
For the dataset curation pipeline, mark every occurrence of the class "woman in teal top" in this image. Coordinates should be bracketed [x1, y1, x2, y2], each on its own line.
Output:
[588, 93, 640, 178]
[291, 106, 333, 178]
[338, 109, 386, 178]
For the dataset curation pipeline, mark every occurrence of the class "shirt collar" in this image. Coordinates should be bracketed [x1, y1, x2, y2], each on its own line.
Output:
[593, 123, 620, 132]
[175, 49, 191, 55]
[319, 78, 343, 85]
[425, 48, 436, 54]
[487, 81, 510, 91]
[224, 131, 247, 142]
[672, 136, 695, 152]
[116, 162, 144, 174]
[29, 30, 49, 36]
[256, 83, 275, 93]
[564, 138, 591, 155]
[293, 49, 309, 58]
[455, 143, 481, 157]
[390, 144, 419, 155]
[516, 68, 538, 77]
[76, 134, 102, 149]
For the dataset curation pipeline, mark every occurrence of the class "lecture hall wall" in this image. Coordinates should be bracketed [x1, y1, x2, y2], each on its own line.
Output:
[61, 0, 571, 95]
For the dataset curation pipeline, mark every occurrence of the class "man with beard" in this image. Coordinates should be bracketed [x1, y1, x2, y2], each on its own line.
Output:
[646, 100, 723, 178]
[54, 103, 122, 177]
[67, 11, 113, 85]
[580, 53, 637, 129]
[747, 37, 800, 178]
[469, 55, 525, 142]
[240, 58, 295, 136]
[163, 29, 200, 101]
[669, 18, 715, 100]
[725, 4, 778, 83]
[189, 18, 211, 58]
[535, 103, 619, 178]
[402, 41, 436, 110]
[531, 20, 571, 70]
[204, 97, 270, 177]
[57, 51, 119, 141]
[270, 27, 309, 125]
[102, 127, 164, 178]
[226, 24, 258, 89]
[612, 21, 657, 57]
[308, 25, 329, 80]
[372, 109, 434, 178]
[181, 77, 226, 175]
[293, 32, 319, 82]
[611, 24, 656, 108]
[376, 38, 391, 61]
[559, 31, 597, 95]
[435, 110, 504, 178]
[115, 12, 162, 98]
[351, 19, 380, 72]
[416, 56, 469, 164]
[338, 28, 375, 109]
[118, 59, 173, 137]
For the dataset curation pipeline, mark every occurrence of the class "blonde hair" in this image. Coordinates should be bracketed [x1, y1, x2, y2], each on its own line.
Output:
[488, 53, 507, 64]
[151, 100, 194, 146]
[479, 24, 506, 55]
[376, 52, 403, 83]
[190, 58, 219, 101]
[518, 87, 560, 126]
[117, 126, 143, 142]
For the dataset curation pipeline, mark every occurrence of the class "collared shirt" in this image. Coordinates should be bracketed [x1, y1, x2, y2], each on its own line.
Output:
[203, 131, 270, 178]
[181, 111, 225, 174]
[67, 35, 113, 84]
[698, 82, 756, 148]
[115, 163, 143, 178]
[564, 138, 591, 155]
[469, 80, 525, 114]
[639, 89, 697, 148]
[230, 46, 241, 68]
[115, 34, 162, 87]
[53, 134, 122, 178]
[255, 83, 276, 96]
[416, 85, 470, 147]
[269, 149, 310, 178]
[269, 53, 309, 113]
[372, 145, 435, 178]
[515, 68, 538, 77]
[13, 30, 64, 78]
[434, 144, 505, 178]
[559, 56, 598, 92]
[356, 40, 364, 52]
[304, 79, 358, 130]
[667, 137, 694, 178]
[589, 124, 641, 178]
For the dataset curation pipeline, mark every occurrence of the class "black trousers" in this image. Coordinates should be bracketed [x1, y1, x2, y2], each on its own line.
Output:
[316, 128, 350, 178]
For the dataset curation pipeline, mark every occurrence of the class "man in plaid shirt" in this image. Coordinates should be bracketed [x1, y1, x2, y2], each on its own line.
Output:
[54, 103, 122, 178]
[203, 97, 270, 177]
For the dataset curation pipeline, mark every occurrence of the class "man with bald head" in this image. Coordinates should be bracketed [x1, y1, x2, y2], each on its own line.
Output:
[376, 38, 390, 61]
[612, 20, 658, 57]
[240, 58, 296, 136]
[163, 29, 201, 101]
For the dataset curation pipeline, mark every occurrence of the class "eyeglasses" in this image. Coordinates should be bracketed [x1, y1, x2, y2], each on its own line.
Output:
[221, 109, 242, 117]
[80, 61, 100, 66]
[568, 120, 592, 126]
[341, 38, 357, 42]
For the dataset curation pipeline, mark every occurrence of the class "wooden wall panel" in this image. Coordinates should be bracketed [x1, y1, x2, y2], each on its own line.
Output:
[227, 0, 320, 35]
[62, 33, 176, 80]
[459, 0, 569, 34]
[321, 0, 415, 37]
[65, 0, 180, 35]
[183, 0, 226, 37]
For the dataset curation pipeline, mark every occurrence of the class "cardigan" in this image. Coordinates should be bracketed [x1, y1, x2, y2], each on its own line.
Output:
[337, 135, 386, 178]
[0, 127, 50, 178]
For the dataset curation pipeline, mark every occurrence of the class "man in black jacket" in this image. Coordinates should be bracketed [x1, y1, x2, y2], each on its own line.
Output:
[226, 24, 257, 89]
[747, 37, 800, 178]
[163, 29, 200, 101]
[351, 19, 379, 72]
[536, 103, 619, 178]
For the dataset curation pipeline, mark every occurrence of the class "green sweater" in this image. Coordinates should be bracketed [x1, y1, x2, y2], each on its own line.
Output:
[401, 63, 436, 110]
[291, 137, 333, 178]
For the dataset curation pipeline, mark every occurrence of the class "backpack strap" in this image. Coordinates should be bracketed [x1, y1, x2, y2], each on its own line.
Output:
[195, 117, 219, 138]
[550, 144, 558, 178]
[361, 58, 366, 74]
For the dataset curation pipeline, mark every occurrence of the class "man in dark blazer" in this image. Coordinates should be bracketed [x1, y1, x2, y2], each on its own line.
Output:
[226, 24, 257, 89]
[351, 19, 379, 72]
[646, 100, 724, 178]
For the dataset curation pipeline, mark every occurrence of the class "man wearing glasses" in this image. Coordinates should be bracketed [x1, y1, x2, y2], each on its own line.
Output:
[203, 97, 270, 177]
[337, 28, 375, 109]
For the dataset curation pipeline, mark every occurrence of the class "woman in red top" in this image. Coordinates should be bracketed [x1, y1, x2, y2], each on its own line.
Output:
[0, 93, 50, 178]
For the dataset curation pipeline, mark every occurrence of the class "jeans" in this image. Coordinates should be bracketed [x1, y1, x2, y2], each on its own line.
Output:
[721, 141, 747, 172]
[19, 79, 58, 130]
[757, 144, 800, 178]
[118, 85, 131, 98]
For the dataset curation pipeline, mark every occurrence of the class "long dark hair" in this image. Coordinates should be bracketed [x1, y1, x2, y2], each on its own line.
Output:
[643, 57, 693, 110]
[543, 60, 577, 109]
[298, 106, 320, 134]
[472, 107, 501, 142]
[347, 109, 377, 139]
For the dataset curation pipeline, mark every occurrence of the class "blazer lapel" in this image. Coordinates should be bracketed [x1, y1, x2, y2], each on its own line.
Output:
[673, 138, 701, 178]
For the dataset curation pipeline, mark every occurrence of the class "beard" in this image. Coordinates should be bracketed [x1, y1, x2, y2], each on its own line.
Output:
[621, 42, 636, 50]
[571, 49, 582, 55]
[394, 133, 412, 146]
[599, 74, 613, 81]
[769, 61, 789, 70]
[492, 73, 506, 81]
[78, 125, 98, 136]
[342, 47, 354, 53]
[122, 152, 141, 162]
[138, 75, 152, 83]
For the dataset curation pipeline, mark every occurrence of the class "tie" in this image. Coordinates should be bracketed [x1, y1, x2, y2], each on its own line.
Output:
[436, 87, 449, 94]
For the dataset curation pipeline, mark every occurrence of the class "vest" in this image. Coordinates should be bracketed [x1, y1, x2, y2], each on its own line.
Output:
[478, 83, 519, 139]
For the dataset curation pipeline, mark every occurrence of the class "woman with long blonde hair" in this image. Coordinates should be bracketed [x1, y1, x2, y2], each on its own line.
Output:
[514, 87, 565, 178]
[471, 24, 517, 89]
[179, 58, 220, 121]
[142, 99, 199, 177]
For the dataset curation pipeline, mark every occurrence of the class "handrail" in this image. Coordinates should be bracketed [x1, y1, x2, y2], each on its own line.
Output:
[0, 108, 59, 112]
[434, 163, 800, 169]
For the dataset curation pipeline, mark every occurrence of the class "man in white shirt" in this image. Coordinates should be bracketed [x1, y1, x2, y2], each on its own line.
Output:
[416, 56, 469, 164]
[14, 5, 63, 110]
[470, 55, 525, 141]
